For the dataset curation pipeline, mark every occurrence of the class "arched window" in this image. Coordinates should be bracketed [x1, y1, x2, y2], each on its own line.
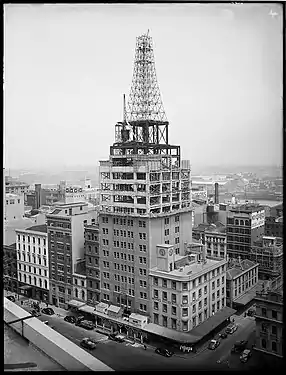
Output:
[240, 220, 244, 226]
[81, 290, 85, 300]
[24, 274, 26, 283]
[75, 288, 78, 298]
[245, 220, 249, 226]
[19, 273, 22, 281]
[29, 276, 32, 284]
[235, 219, 239, 226]
[39, 279, 42, 288]
[44, 280, 48, 289]
[261, 339, 267, 349]
[34, 277, 37, 286]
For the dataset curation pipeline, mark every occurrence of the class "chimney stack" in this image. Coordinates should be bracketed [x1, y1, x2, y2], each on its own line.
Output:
[214, 182, 219, 204]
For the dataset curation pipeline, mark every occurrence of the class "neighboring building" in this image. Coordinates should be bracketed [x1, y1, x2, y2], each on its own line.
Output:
[5, 176, 29, 196]
[226, 204, 265, 260]
[269, 203, 283, 218]
[192, 222, 227, 259]
[254, 276, 283, 358]
[3, 243, 18, 293]
[16, 225, 49, 302]
[64, 186, 86, 204]
[47, 202, 97, 308]
[72, 260, 87, 303]
[85, 224, 101, 306]
[265, 216, 283, 238]
[4, 215, 46, 246]
[5, 193, 24, 221]
[226, 258, 259, 310]
[149, 244, 228, 332]
[98, 32, 192, 316]
[249, 236, 283, 280]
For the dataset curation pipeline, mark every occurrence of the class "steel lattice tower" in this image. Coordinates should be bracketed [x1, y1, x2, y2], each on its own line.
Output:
[112, 31, 180, 160]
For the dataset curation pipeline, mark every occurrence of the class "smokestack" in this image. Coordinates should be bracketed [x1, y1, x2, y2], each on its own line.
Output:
[214, 182, 219, 204]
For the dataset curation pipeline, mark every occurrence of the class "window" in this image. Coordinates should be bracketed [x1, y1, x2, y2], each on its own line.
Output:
[171, 281, 176, 290]
[272, 341, 277, 352]
[154, 313, 159, 324]
[212, 281, 215, 290]
[182, 308, 188, 317]
[154, 289, 159, 298]
[182, 295, 188, 304]
[154, 277, 158, 286]
[204, 285, 207, 294]
[272, 310, 277, 319]
[140, 304, 147, 312]
[139, 233, 146, 240]
[192, 292, 196, 301]
[171, 318, 177, 329]
[162, 316, 167, 327]
[272, 326, 277, 335]
[192, 316, 196, 328]
[182, 282, 188, 291]
[162, 291, 167, 301]
[164, 218, 170, 225]
[171, 294, 176, 304]
[154, 301, 158, 310]
[204, 297, 207, 306]
[162, 304, 167, 313]
[261, 339, 267, 349]
[262, 308, 267, 317]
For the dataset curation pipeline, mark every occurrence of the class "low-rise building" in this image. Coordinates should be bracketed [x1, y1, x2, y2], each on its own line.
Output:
[192, 222, 227, 259]
[16, 225, 49, 302]
[226, 258, 259, 310]
[72, 260, 87, 303]
[249, 236, 283, 280]
[254, 276, 283, 358]
[5, 193, 25, 221]
[3, 243, 18, 293]
[5, 176, 29, 196]
[149, 244, 228, 332]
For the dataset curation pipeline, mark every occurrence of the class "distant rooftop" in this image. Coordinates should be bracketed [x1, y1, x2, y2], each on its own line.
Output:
[226, 259, 258, 280]
[193, 221, 226, 234]
[25, 224, 47, 233]
[230, 203, 264, 213]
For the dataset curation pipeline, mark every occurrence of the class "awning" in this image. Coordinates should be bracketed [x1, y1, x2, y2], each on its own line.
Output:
[144, 323, 200, 344]
[67, 300, 86, 308]
[19, 285, 33, 290]
[189, 306, 236, 338]
[78, 305, 97, 315]
[108, 305, 121, 314]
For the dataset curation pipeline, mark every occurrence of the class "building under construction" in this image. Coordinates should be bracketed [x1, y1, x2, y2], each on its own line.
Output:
[98, 32, 192, 316]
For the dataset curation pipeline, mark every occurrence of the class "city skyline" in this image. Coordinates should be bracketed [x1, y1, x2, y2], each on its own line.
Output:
[4, 3, 283, 169]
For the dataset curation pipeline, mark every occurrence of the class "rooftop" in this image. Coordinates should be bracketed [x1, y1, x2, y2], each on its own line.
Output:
[25, 224, 48, 233]
[193, 221, 226, 234]
[226, 259, 258, 280]
[230, 203, 264, 213]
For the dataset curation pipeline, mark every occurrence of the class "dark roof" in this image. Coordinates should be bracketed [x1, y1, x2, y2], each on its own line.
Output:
[188, 306, 236, 337]
[226, 259, 257, 280]
[26, 224, 47, 233]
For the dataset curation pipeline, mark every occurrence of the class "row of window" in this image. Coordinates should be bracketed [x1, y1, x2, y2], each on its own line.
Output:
[18, 263, 48, 276]
[17, 244, 47, 254]
[74, 288, 85, 300]
[19, 273, 48, 289]
[17, 253, 47, 266]
[74, 279, 85, 287]
[113, 218, 133, 226]
[18, 235, 46, 245]
[261, 339, 278, 352]
[6, 198, 21, 204]
[113, 252, 135, 261]
[227, 236, 251, 244]
[114, 263, 135, 273]
[227, 218, 250, 226]
[86, 232, 99, 241]
[227, 227, 251, 234]
[113, 241, 134, 250]
[153, 272, 225, 289]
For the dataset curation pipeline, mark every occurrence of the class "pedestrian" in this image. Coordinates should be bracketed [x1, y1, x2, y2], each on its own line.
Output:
[143, 344, 147, 350]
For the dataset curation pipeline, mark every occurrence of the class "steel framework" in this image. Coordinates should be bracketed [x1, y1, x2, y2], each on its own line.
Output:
[112, 31, 177, 158]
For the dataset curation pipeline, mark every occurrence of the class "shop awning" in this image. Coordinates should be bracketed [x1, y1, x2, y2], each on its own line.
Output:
[189, 306, 236, 338]
[144, 323, 200, 344]
[67, 300, 86, 308]
[19, 285, 33, 290]
[78, 305, 97, 315]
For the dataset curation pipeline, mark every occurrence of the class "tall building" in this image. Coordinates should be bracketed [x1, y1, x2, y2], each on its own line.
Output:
[249, 236, 283, 280]
[46, 202, 97, 308]
[149, 244, 228, 331]
[254, 276, 283, 358]
[226, 203, 265, 260]
[192, 222, 227, 259]
[15, 225, 49, 302]
[98, 32, 192, 315]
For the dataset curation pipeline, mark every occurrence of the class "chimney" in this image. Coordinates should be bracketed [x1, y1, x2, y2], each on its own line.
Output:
[214, 182, 219, 204]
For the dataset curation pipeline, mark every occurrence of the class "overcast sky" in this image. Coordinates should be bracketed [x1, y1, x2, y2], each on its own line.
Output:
[4, 3, 283, 170]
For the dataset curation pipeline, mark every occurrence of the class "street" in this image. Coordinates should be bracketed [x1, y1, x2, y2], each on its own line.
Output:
[5, 292, 260, 371]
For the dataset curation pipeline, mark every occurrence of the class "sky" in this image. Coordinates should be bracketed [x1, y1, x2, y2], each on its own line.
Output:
[4, 3, 283, 170]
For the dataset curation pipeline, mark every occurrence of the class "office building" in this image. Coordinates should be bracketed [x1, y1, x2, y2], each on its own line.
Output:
[226, 203, 265, 260]
[98, 32, 192, 315]
[15, 225, 49, 302]
[5, 193, 24, 221]
[192, 222, 227, 259]
[149, 244, 228, 331]
[84, 223, 101, 305]
[249, 236, 283, 280]
[5, 176, 29, 196]
[254, 276, 283, 358]
[226, 258, 259, 310]
[47, 202, 97, 308]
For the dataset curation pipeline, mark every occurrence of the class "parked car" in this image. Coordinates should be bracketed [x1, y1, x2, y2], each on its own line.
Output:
[155, 347, 174, 357]
[64, 315, 77, 324]
[80, 338, 97, 350]
[108, 333, 125, 343]
[41, 307, 55, 315]
[31, 310, 41, 317]
[240, 349, 252, 363]
[219, 332, 228, 339]
[6, 295, 16, 302]
[76, 315, 85, 324]
[226, 323, 238, 334]
[76, 320, 94, 330]
[231, 340, 248, 353]
[208, 339, 221, 350]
